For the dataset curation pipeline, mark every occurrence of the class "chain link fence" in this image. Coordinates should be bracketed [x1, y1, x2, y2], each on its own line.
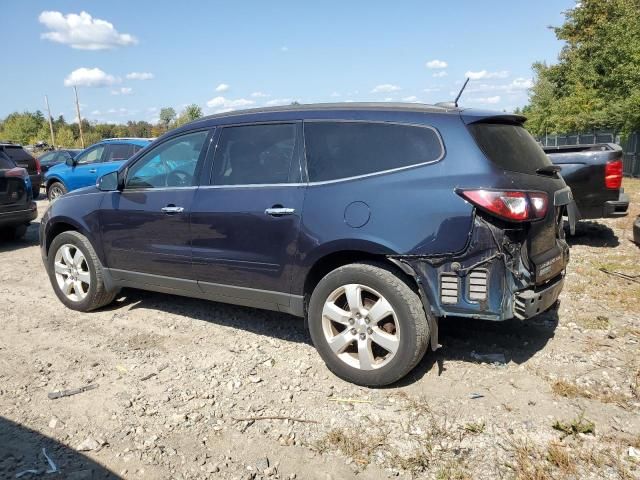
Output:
[539, 129, 640, 177]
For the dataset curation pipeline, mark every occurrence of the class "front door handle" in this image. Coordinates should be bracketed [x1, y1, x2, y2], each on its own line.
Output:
[161, 205, 184, 214]
[88, 169, 97, 174]
[265, 207, 295, 217]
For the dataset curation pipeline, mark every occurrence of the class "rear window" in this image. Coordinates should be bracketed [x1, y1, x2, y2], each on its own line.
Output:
[0, 152, 15, 169]
[467, 123, 552, 174]
[2, 146, 33, 163]
[304, 122, 443, 182]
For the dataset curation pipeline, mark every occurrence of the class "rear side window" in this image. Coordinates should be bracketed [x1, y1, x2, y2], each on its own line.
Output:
[304, 122, 444, 182]
[212, 124, 298, 185]
[467, 123, 552, 174]
[104, 143, 135, 162]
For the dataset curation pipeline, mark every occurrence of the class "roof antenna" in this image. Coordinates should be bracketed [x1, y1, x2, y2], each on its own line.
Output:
[454, 77, 470, 107]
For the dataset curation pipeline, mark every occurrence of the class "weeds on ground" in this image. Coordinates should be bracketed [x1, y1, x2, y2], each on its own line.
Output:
[546, 442, 576, 475]
[315, 428, 384, 465]
[552, 413, 595, 438]
[464, 421, 485, 434]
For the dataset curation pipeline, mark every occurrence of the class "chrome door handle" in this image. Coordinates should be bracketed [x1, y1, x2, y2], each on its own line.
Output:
[265, 207, 295, 216]
[161, 206, 184, 214]
[88, 169, 97, 173]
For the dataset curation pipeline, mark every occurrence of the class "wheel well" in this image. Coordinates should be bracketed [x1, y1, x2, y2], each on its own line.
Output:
[303, 251, 419, 301]
[45, 222, 77, 256]
[46, 179, 63, 190]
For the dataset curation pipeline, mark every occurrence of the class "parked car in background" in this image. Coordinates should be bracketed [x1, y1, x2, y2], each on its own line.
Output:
[39, 149, 83, 175]
[40, 103, 572, 386]
[0, 142, 41, 198]
[44, 138, 152, 200]
[543, 144, 629, 222]
[0, 149, 37, 240]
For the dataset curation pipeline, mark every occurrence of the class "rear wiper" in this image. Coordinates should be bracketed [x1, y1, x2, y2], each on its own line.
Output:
[536, 165, 562, 176]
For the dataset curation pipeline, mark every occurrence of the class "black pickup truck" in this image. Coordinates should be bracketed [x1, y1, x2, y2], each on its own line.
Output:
[543, 144, 629, 220]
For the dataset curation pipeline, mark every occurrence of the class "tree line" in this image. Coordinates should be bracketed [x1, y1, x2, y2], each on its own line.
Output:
[520, 0, 640, 137]
[0, 104, 202, 148]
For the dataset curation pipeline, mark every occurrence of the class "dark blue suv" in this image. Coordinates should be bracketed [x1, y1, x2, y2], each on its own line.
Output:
[40, 103, 571, 386]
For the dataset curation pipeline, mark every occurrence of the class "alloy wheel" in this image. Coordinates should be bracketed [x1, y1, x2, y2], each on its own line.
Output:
[321, 283, 400, 370]
[53, 244, 90, 302]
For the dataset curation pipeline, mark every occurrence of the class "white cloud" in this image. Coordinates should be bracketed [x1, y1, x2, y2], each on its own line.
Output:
[330, 92, 341, 98]
[251, 91, 269, 98]
[466, 78, 534, 94]
[465, 70, 510, 80]
[206, 96, 254, 112]
[383, 97, 394, 102]
[371, 84, 401, 93]
[265, 98, 293, 106]
[280, 46, 289, 52]
[432, 71, 448, 78]
[426, 59, 447, 69]
[470, 95, 501, 104]
[111, 87, 133, 95]
[215, 83, 230, 92]
[423, 87, 441, 93]
[39, 11, 137, 50]
[126, 72, 153, 80]
[402, 95, 419, 102]
[90, 110, 101, 115]
[510, 77, 534, 89]
[64, 67, 119, 87]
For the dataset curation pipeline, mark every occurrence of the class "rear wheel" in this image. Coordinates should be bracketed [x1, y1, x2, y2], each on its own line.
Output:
[47, 231, 117, 311]
[308, 262, 429, 386]
[47, 182, 66, 201]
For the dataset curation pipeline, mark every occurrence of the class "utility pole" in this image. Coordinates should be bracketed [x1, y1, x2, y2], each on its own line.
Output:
[44, 95, 56, 148]
[73, 86, 85, 148]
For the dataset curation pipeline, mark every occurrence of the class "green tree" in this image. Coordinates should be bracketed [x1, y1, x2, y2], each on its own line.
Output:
[524, 0, 640, 136]
[175, 104, 202, 127]
[0, 111, 46, 144]
[55, 127, 76, 148]
[159, 107, 176, 130]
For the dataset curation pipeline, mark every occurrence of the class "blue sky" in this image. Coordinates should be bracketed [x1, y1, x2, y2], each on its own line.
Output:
[1, 0, 574, 124]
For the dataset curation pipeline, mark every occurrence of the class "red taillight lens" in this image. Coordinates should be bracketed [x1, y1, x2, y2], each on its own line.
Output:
[605, 159, 623, 189]
[34, 157, 41, 175]
[458, 189, 548, 222]
[4, 167, 28, 178]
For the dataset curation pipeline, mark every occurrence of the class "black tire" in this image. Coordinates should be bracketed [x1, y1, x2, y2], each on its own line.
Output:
[47, 181, 67, 201]
[308, 262, 430, 387]
[47, 231, 117, 312]
[0, 224, 28, 241]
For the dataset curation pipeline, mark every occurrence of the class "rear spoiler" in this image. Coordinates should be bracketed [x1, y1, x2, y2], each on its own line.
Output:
[459, 109, 526, 126]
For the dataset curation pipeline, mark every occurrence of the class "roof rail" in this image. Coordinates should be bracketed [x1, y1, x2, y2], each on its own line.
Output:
[100, 137, 154, 141]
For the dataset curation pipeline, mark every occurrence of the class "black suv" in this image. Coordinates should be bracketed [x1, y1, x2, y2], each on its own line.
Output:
[40, 103, 571, 386]
[0, 142, 41, 198]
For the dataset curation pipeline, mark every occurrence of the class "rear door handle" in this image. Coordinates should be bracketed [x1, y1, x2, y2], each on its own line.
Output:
[88, 169, 97, 174]
[161, 206, 184, 214]
[265, 207, 295, 216]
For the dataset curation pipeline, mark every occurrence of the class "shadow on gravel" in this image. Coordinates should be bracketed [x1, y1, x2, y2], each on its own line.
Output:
[0, 416, 119, 479]
[110, 289, 311, 345]
[566, 221, 619, 247]
[0, 221, 40, 253]
[398, 308, 559, 386]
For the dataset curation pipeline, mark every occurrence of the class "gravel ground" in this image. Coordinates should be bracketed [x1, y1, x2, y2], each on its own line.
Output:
[0, 180, 639, 480]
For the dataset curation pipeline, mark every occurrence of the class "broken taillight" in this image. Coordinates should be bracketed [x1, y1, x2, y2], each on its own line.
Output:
[604, 159, 623, 189]
[457, 189, 548, 222]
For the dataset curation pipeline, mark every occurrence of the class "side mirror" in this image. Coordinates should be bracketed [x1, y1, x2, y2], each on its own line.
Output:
[97, 171, 122, 192]
[65, 157, 76, 167]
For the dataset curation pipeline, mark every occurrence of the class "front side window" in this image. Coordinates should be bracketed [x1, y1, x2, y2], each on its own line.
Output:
[304, 121, 444, 182]
[104, 144, 135, 162]
[76, 145, 105, 165]
[212, 124, 297, 185]
[126, 131, 208, 189]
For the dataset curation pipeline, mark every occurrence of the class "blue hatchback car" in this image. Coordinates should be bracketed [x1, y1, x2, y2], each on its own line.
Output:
[40, 103, 572, 386]
[44, 138, 152, 200]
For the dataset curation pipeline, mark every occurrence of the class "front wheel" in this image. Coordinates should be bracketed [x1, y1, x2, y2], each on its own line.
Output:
[308, 262, 430, 386]
[47, 182, 67, 201]
[47, 231, 117, 312]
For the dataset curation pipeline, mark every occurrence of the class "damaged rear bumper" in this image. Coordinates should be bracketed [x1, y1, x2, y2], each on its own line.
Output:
[392, 215, 569, 322]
